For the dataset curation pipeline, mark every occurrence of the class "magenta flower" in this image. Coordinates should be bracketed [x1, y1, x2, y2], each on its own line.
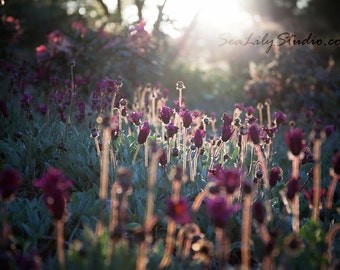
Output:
[0, 169, 22, 200]
[194, 128, 205, 148]
[75, 101, 86, 121]
[285, 128, 304, 156]
[221, 113, 233, 126]
[137, 121, 150, 144]
[180, 109, 192, 128]
[33, 167, 72, 220]
[245, 106, 255, 116]
[128, 111, 143, 126]
[165, 198, 191, 224]
[205, 196, 240, 228]
[38, 104, 48, 115]
[332, 151, 340, 175]
[158, 106, 173, 124]
[216, 168, 242, 194]
[165, 122, 179, 138]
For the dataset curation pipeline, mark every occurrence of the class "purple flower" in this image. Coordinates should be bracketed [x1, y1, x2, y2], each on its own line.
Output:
[165, 122, 179, 138]
[194, 129, 205, 148]
[75, 101, 86, 121]
[269, 167, 282, 187]
[158, 106, 173, 124]
[180, 109, 192, 128]
[38, 104, 48, 115]
[248, 124, 261, 145]
[285, 128, 304, 156]
[245, 106, 255, 116]
[0, 169, 22, 200]
[128, 111, 143, 126]
[222, 113, 233, 126]
[33, 167, 72, 220]
[137, 121, 150, 144]
[205, 196, 240, 228]
[216, 168, 241, 194]
[159, 148, 168, 168]
[324, 125, 335, 137]
[221, 124, 234, 142]
[165, 198, 191, 224]
[332, 151, 340, 175]
[286, 178, 299, 200]
[253, 200, 265, 224]
[273, 111, 287, 126]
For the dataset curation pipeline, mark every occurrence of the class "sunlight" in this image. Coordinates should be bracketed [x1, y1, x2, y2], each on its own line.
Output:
[162, 0, 254, 37]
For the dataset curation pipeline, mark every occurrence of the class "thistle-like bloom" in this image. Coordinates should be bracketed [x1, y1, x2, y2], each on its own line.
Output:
[158, 106, 173, 124]
[128, 111, 143, 126]
[137, 121, 150, 144]
[216, 168, 241, 194]
[248, 124, 261, 145]
[332, 151, 340, 175]
[285, 128, 304, 156]
[165, 122, 179, 138]
[222, 113, 233, 126]
[269, 166, 282, 187]
[0, 169, 22, 200]
[205, 196, 240, 228]
[245, 106, 255, 116]
[33, 167, 72, 220]
[194, 128, 205, 148]
[165, 198, 191, 224]
[180, 109, 193, 128]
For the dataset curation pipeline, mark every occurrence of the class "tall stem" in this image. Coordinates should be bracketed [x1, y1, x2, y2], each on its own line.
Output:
[312, 138, 321, 221]
[241, 194, 252, 270]
[56, 219, 65, 270]
[292, 156, 300, 233]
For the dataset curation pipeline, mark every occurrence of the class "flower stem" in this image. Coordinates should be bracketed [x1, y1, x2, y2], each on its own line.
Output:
[312, 138, 321, 221]
[241, 194, 252, 270]
[56, 219, 65, 270]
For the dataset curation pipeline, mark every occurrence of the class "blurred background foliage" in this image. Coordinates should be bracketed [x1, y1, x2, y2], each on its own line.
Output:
[1, 0, 339, 122]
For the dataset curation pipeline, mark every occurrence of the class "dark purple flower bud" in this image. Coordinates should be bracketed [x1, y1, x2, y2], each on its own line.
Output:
[158, 106, 173, 124]
[205, 196, 240, 228]
[0, 100, 9, 118]
[221, 124, 234, 142]
[248, 124, 261, 145]
[159, 148, 167, 167]
[180, 109, 193, 128]
[166, 198, 191, 224]
[285, 128, 304, 156]
[33, 167, 72, 220]
[286, 178, 299, 200]
[194, 129, 205, 148]
[128, 111, 143, 126]
[253, 200, 265, 224]
[269, 167, 282, 187]
[165, 122, 179, 138]
[0, 169, 22, 200]
[273, 111, 287, 126]
[217, 168, 241, 194]
[137, 121, 150, 144]
[38, 104, 48, 115]
[242, 180, 252, 194]
[332, 151, 340, 175]
[324, 125, 335, 137]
